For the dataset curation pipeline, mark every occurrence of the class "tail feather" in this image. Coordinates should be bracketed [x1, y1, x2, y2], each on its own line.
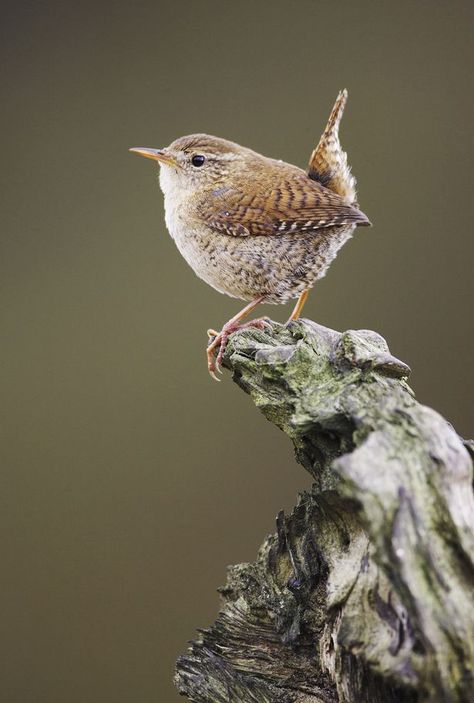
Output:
[307, 89, 357, 205]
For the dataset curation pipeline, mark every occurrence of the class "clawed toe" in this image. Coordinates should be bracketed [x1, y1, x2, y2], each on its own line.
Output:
[205, 297, 267, 380]
[206, 317, 272, 379]
[207, 333, 222, 381]
[207, 346, 222, 381]
[235, 317, 270, 333]
[215, 333, 230, 370]
[208, 367, 221, 382]
[252, 317, 272, 330]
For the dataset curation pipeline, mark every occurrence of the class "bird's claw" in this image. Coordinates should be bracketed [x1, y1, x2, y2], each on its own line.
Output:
[215, 339, 228, 371]
[207, 350, 222, 381]
[206, 316, 271, 380]
[208, 367, 221, 382]
[207, 334, 223, 381]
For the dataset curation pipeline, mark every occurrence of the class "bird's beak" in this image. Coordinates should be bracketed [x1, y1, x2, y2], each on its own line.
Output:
[129, 147, 179, 168]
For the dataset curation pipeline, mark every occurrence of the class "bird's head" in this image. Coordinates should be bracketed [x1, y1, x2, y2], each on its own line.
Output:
[130, 134, 259, 198]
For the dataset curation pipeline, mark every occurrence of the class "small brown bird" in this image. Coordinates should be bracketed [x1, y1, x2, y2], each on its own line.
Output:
[130, 90, 370, 379]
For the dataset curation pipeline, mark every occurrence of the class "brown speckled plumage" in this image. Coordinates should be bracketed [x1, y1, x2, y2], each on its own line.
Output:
[130, 89, 371, 376]
[308, 89, 357, 202]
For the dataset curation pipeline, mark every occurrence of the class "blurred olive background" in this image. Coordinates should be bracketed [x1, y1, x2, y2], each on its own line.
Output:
[1, 1, 473, 701]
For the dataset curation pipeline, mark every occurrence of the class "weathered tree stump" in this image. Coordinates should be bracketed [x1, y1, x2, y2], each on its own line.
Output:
[175, 320, 474, 703]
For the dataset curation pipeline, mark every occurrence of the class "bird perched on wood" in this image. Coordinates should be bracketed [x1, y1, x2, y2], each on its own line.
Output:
[130, 90, 370, 379]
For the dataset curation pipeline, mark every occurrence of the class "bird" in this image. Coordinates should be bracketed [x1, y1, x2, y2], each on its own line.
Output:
[130, 90, 371, 380]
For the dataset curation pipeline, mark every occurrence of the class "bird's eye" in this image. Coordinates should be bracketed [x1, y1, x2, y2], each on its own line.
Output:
[191, 154, 205, 167]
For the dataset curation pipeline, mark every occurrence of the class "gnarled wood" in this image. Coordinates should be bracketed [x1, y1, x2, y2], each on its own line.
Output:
[175, 320, 474, 703]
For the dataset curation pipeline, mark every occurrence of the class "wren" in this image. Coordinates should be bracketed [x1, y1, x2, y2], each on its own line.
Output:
[130, 90, 371, 379]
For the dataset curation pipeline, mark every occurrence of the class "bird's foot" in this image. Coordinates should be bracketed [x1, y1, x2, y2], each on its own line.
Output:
[206, 317, 270, 380]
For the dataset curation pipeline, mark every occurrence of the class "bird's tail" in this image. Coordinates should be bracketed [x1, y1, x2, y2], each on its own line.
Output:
[307, 89, 357, 205]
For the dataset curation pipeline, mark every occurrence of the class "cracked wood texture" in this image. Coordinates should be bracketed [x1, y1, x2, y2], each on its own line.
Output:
[174, 320, 474, 703]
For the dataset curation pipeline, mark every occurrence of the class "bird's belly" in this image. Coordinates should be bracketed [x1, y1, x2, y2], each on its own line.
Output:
[168, 219, 355, 304]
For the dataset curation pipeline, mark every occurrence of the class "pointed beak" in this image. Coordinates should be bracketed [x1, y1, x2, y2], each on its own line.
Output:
[129, 147, 179, 167]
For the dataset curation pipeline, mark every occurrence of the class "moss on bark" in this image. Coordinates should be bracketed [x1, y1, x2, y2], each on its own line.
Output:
[175, 320, 474, 703]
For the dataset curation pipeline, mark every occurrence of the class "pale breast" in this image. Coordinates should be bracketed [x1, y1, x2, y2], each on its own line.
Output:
[164, 198, 355, 304]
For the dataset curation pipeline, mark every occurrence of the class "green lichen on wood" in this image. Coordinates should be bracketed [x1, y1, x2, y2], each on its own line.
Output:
[175, 320, 474, 703]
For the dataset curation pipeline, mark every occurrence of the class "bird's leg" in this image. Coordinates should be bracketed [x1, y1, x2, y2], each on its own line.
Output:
[287, 288, 310, 324]
[207, 296, 267, 380]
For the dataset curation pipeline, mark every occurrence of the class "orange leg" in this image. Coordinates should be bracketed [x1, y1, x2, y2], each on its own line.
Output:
[287, 288, 310, 324]
[207, 296, 267, 380]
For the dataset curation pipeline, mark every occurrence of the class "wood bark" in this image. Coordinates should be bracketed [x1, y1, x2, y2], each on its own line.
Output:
[174, 320, 474, 703]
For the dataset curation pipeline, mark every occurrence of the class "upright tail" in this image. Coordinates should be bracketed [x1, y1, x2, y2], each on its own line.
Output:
[307, 89, 357, 205]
